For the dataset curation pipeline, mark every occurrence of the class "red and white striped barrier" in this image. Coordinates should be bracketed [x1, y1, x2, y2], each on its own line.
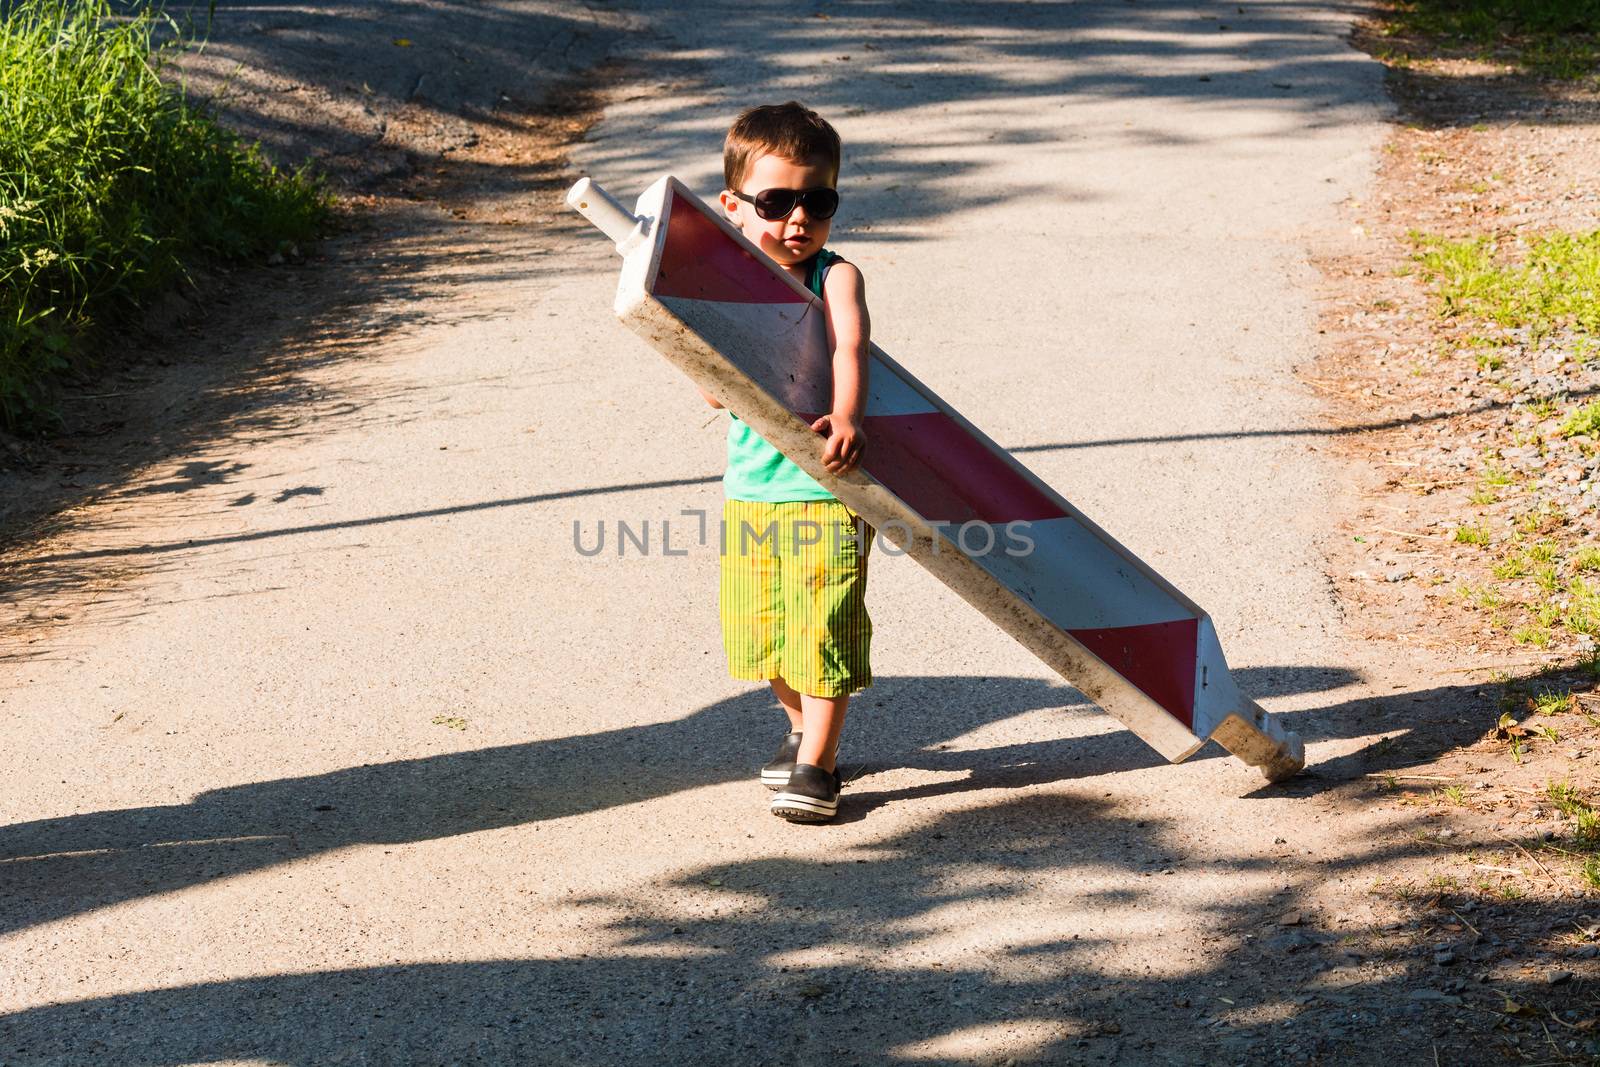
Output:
[569, 175, 1304, 782]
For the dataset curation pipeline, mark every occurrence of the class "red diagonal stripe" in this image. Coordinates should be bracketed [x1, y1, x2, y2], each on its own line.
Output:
[652, 193, 808, 305]
[1068, 619, 1198, 727]
[854, 412, 1067, 524]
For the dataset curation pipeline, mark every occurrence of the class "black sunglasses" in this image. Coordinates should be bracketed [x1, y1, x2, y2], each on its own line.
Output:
[732, 186, 840, 221]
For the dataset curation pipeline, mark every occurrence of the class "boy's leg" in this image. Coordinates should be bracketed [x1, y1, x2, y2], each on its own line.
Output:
[769, 675, 804, 733]
[769, 502, 867, 819]
[771, 692, 849, 820]
[777, 501, 869, 775]
[796, 692, 848, 773]
[761, 675, 807, 790]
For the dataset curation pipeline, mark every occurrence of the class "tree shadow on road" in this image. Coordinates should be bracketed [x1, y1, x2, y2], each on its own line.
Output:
[3, 653, 1570, 1065]
[0, 662, 1487, 941]
[2, 787, 1588, 1066]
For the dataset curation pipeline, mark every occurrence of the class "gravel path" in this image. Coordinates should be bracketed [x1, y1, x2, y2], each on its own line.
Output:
[0, 3, 1517, 1064]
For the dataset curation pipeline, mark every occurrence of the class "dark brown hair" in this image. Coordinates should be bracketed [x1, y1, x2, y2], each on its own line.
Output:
[723, 101, 841, 191]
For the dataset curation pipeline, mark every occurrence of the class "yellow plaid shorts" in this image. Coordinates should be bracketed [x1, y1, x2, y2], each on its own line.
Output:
[719, 498, 873, 698]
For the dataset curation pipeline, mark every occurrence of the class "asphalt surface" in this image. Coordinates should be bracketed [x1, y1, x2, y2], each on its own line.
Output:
[0, 2, 1443, 1064]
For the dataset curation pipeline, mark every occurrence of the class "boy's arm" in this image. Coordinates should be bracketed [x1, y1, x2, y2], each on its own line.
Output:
[811, 261, 870, 474]
[698, 387, 725, 409]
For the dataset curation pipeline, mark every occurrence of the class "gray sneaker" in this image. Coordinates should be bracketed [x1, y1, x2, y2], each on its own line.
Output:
[770, 763, 841, 822]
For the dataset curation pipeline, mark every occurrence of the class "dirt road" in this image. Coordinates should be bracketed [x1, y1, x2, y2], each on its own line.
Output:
[1, 2, 1572, 1064]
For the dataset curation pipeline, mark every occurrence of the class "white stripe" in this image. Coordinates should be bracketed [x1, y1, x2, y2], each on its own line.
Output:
[771, 792, 837, 814]
[657, 296, 936, 418]
[928, 517, 1193, 631]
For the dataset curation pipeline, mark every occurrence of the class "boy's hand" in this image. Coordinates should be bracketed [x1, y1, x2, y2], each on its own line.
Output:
[811, 412, 865, 474]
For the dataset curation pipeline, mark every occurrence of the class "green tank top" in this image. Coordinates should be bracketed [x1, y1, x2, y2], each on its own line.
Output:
[723, 249, 844, 502]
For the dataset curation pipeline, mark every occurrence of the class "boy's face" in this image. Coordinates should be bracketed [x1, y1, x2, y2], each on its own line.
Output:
[719, 152, 835, 270]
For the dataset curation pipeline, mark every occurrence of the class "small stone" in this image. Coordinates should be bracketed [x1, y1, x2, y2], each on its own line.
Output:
[1269, 931, 1314, 952]
[1548, 970, 1574, 986]
[1434, 949, 1457, 966]
[1279, 912, 1305, 927]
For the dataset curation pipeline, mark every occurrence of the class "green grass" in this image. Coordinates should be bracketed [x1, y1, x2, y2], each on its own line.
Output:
[1492, 553, 1526, 579]
[1531, 689, 1573, 715]
[1518, 510, 1546, 534]
[1563, 576, 1600, 636]
[1454, 522, 1492, 546]
[1548, 780, 1600, 846]
[1528, 395, 1564, 421]
[0, 0, 329, 431]
[1459, 581, 1503, 608]
[1386, 0, 1600, 78]
[1534, 564, 1561, 593]
[1413, 232, 1600, 340]
[1549, 778, 1586, 815]
[1512, 622, 1553, 648]
[1479, 459, 1514, 486]
[1560, 401, 1600, 439]
[1572, 546, 1600, 572]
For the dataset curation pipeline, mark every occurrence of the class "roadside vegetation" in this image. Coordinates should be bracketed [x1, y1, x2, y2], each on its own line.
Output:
[1404, 230, 1600, 654]
[1372, 0, 1600, 79]
[1326, 0, 1600, 907]
[0, 0, 328, 432]
[1345, 0, 1600, 668]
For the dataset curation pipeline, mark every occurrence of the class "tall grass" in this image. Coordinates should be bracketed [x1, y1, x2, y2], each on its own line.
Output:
[0, 0, 329, 431]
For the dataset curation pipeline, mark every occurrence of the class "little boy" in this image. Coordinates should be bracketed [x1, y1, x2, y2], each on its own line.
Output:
[698, 101, 872, 823]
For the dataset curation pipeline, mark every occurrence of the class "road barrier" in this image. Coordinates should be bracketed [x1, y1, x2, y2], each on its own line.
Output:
[569, 175, 1304, 782]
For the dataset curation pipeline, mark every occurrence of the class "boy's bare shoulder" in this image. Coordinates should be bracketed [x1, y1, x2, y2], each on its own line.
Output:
[821, 257, 865, 298]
